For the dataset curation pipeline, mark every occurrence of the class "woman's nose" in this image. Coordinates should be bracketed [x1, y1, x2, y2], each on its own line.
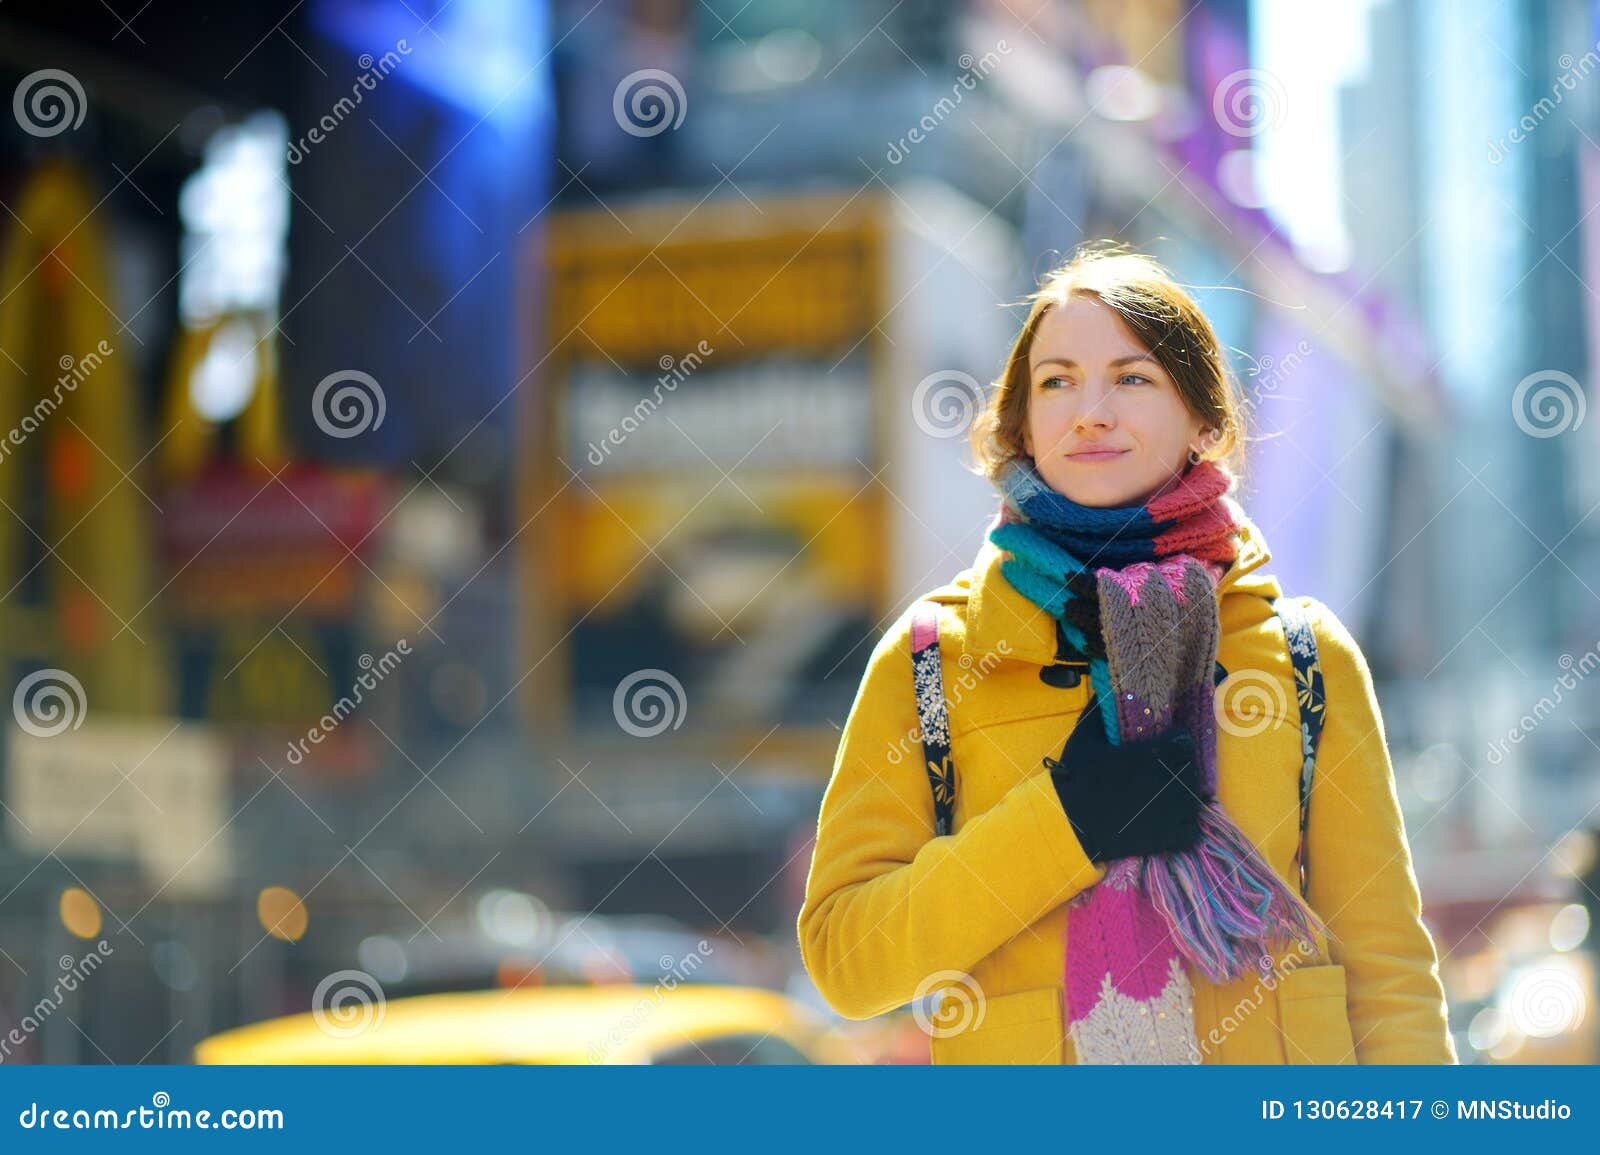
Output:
[1073, 381, 1117, 429]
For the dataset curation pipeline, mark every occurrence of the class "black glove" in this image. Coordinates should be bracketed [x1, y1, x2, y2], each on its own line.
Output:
[1045, 695, 1207, 862]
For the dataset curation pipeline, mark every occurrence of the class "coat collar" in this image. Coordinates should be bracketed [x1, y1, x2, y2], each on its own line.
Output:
[925, 512, 1283, 665]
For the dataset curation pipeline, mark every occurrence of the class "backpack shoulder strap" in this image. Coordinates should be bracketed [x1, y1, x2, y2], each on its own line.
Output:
[1269, 595, 1326, 898]
[910, 591, 1328, 861]
[910, 602, 956, 836]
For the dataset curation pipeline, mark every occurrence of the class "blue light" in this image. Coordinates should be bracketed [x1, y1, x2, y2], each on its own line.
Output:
[311, 0, 552, 124]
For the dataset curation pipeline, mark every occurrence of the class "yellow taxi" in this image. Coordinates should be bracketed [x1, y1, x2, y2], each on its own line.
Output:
[193, 984, 864, 1065]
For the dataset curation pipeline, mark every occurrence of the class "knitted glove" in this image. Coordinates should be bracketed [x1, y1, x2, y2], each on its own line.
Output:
[1045, 695, 1207, 862]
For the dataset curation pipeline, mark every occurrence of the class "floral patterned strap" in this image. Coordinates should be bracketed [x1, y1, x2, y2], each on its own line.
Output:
[1270, 595, 1325, 899]
[910, 602, 955, 836]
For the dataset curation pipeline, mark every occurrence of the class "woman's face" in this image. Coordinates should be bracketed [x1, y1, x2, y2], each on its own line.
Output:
[1021, 294, 1208, 508]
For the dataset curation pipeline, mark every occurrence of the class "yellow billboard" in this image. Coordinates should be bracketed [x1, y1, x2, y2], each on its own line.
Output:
[526, 191, 892, 748]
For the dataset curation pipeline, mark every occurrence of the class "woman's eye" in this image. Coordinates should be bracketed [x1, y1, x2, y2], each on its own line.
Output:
[1039, 376, 1071, 390]
[1118, 373, 1151, 386]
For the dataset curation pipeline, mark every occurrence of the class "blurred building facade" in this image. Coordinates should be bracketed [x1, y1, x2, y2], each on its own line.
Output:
[0, 0, 1595, 1065]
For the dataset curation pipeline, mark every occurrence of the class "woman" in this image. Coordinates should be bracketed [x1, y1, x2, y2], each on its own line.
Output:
[796, 245, 1457, 1065]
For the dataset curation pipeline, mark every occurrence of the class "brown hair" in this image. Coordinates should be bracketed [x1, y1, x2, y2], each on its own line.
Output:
[969, 241, 1246, 482]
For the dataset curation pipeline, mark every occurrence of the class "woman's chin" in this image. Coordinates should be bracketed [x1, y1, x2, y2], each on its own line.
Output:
[1041, 470, 1148, 509]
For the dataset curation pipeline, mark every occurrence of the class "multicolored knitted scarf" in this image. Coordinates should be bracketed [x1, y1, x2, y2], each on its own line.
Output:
[988, 456, 1326, 1065]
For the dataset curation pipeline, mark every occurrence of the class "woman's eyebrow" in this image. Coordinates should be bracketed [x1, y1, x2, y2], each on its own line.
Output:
[1030, 353, 1158, 372]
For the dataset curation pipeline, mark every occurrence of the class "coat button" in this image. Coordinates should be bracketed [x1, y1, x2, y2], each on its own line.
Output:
[1038, 664, 1082, 689]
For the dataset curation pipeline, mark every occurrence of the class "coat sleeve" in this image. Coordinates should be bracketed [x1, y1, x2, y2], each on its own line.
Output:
[796, 608, 1106, 1021]
[1305, 600, 1458, 1064]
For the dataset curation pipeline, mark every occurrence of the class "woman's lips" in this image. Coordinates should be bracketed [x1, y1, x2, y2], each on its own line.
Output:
[1066, 449, 1128, 463]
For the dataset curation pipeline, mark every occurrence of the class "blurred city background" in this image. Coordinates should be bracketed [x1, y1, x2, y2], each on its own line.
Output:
[0, 0, 1598, 1065]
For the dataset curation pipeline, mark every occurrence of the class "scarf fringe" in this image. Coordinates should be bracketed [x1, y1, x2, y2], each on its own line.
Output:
[1143, 802, 1328, 984]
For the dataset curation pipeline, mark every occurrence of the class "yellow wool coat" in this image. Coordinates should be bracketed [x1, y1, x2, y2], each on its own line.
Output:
[797, 514, 1457, 1065]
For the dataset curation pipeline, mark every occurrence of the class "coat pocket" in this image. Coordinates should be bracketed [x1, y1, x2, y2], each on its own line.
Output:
[927, 987, 1063, 1065]
[1276, 963, 1358, 1065]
